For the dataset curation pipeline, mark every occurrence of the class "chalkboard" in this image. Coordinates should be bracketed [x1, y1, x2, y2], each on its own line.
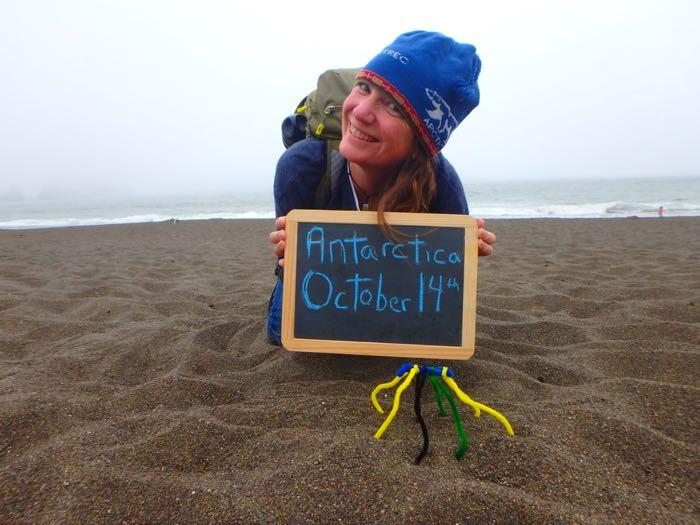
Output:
[281, 210, 478, 360]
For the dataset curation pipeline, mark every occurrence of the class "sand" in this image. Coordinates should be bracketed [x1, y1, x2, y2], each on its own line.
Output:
[0, 217, 698, 524]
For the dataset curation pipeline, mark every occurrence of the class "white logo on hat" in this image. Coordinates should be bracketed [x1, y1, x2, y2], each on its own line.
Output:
[424, 89, 458, 140]
[382, 49, 409, 64]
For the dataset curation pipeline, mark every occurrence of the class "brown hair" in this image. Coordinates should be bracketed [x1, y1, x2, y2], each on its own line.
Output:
[375, 142, 436, 237]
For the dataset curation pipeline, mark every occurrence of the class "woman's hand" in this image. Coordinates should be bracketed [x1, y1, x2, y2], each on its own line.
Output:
[476, 218, 496, 256]
[269, 216, 287, 266]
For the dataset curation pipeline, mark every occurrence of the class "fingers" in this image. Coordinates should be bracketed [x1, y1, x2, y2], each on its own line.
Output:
[273, 240, 285, 258]
[475, 218, 496, 257]
[269, 229, 286, 245]
[478, 239, 494, 256]
[478, 228, 496, 246]
[271, 216, 288, 265]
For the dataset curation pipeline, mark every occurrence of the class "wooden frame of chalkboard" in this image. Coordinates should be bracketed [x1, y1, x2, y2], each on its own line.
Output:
[281, 210, 478, 360]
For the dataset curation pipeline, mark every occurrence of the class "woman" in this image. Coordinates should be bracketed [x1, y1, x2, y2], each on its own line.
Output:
[267, 31, 496, 344]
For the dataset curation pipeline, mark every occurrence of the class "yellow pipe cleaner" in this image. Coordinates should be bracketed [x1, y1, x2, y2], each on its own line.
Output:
[442, 367, 515, 436]
[371, 373, 406, 414]
[373, 365, 419, 439]
[441, 367, 481, 418]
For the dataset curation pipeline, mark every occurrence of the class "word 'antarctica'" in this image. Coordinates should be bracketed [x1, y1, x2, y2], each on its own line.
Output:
[300, 226, 463, 314]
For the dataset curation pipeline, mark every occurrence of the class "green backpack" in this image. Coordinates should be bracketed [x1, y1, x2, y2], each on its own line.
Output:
[281, 68, 359, 208]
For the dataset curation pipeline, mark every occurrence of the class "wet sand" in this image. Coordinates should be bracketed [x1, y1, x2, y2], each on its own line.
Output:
[0, 218, 698, 523]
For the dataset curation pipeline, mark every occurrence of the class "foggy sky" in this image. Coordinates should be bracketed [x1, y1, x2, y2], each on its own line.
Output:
[1, 0, 698, 200]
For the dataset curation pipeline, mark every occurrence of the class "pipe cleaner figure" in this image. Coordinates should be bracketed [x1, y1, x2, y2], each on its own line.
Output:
[371, 365, 514, 464]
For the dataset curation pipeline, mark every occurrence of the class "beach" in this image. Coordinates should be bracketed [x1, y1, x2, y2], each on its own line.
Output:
[0, 217, 697, 523]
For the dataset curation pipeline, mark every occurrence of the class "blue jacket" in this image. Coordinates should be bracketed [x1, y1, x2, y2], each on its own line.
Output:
[274, 138, 469, 216]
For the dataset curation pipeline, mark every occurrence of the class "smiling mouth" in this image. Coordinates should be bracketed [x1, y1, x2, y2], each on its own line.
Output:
[349, 124, 379, 142]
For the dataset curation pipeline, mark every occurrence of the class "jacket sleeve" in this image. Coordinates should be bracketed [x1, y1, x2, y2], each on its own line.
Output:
[274, 138, 326, 218]
[430, 154, 469, 215]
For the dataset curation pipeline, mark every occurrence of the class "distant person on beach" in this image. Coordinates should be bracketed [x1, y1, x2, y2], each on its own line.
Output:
[266, 31, 495, 345]
[658, 206, 664, 217]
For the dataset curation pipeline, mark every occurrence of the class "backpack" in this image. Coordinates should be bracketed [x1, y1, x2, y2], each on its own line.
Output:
[281, 68, 359, 209]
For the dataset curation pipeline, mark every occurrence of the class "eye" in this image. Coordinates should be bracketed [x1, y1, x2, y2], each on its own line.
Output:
[386, 100, 403, 116]
[356, 81, 371, 94]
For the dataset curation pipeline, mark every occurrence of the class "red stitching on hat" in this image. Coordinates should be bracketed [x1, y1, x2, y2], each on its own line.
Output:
[357, 70, 438, 157]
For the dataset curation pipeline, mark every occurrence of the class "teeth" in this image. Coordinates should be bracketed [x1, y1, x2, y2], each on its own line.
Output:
[350, 125, 378, 142]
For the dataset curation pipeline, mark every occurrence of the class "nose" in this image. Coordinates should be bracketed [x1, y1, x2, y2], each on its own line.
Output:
[352, 93, 377, 124]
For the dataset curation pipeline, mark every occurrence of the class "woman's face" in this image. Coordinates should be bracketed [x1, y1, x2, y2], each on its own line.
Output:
[339, 81, 415, 171]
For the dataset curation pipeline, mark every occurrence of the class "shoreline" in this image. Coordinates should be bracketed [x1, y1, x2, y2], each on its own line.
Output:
[1, 214, 697, 233]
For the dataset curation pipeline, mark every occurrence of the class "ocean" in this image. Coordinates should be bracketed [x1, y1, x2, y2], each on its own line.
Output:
[1, 176, 698, 229]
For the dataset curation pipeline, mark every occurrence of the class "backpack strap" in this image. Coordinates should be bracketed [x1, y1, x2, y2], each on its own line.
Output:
[312, 139, 345, 209]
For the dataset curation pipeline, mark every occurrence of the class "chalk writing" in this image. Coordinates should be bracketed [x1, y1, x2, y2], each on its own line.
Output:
[300, 226, 462, 316]
[305, 226, 462, 267]
[294, 221, 467, 346]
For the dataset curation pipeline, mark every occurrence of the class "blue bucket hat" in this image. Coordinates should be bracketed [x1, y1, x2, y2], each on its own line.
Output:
[358, 31, 481, 156]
